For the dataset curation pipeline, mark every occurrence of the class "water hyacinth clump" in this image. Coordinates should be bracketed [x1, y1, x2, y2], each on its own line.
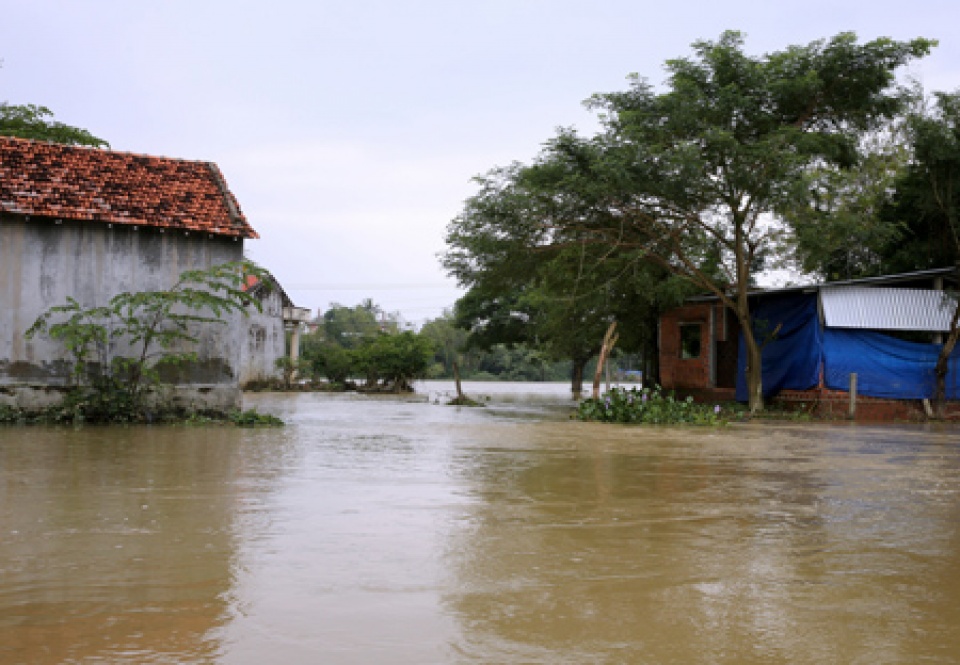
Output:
[576, 385, 723, 425]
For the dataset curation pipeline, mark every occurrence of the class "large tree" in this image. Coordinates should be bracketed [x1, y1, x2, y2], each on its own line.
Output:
[564, 31, 933, 412]
[444, 161, 682, 397]
[889, 91, 960, 414]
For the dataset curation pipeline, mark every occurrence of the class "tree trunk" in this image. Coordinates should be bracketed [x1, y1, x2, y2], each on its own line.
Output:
[571, 357, 586, 400]
[933, 301, 960, 418]
[741, 319, 764, 414]
[592, 322, 619, 400]
[731, 212, 763, 414]
[453, 360, 464, 400]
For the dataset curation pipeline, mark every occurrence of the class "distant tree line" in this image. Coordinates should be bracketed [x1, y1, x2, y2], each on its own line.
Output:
[297, 302, 598, 390]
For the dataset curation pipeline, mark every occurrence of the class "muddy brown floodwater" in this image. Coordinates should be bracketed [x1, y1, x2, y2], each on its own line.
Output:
[2, 382, 960, 664]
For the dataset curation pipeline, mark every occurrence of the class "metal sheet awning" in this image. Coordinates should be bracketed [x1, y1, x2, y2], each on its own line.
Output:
[820, 287, 957, 332]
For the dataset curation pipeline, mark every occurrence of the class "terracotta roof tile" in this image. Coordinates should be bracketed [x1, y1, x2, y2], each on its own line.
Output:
[0, 136, 258, 239]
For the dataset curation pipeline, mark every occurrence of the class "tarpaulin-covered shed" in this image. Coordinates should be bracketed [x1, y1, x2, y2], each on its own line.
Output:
[659, 268, 959, 404]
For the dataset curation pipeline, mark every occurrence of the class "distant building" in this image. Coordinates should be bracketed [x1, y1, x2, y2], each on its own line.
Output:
[659, 268, 960, 419]
[240, 273, 311, 387]
[0, 135, 259, 411]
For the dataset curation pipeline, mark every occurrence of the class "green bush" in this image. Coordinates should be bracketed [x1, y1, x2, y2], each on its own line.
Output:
[355, 331, 434, 392]
[576, 385, 723, 425]
[230, 408, 285, 427]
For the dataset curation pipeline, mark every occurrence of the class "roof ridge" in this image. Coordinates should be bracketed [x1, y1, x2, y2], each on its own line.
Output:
[0, 134, 211, 166]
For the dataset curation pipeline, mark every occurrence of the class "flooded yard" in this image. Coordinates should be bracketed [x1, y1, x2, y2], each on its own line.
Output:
[2, 382, 960, 664]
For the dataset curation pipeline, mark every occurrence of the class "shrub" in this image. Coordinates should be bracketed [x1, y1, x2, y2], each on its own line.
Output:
[230, 408, 285, 427]
[576, 385, 723, 425]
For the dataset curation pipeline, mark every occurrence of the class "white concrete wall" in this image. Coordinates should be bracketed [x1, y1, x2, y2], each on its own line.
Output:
[0, 214, 245, 411]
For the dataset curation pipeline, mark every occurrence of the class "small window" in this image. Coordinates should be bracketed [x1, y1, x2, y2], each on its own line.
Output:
[680, 323, 701, 359]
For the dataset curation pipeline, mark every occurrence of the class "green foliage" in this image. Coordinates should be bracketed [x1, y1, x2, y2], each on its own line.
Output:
[786, 125, 912, 280]
[419, 311, 470, 376]
[0, 102, 108, 147]
[230, 408, 285, 427]
[355, 331, 434, 392]
[0, 389, 137, 425]
[301, 338, 355, 384]
[880, 91, 960, 272]
[576, 386, 723, 426]
[300, 300, 437, 391]
[55, 378, 139, 423]
[274, 355, 310, 389]
[25, 261, 265, 422]
[444, 159, 684, 394]
[1, 396, 285, 427]
[0, 404, 28, 424]
[322, 300, 396, 349]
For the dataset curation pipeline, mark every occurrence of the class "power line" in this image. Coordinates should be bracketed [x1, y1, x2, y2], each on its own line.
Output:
[285, 283, 457, 290]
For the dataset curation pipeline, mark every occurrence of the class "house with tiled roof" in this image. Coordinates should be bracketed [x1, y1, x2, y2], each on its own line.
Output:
[0, 135, 263, 411]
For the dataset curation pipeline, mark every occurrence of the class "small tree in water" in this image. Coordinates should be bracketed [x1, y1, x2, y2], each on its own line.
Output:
[26, 261, 265, 422]
[355, 331, 435, 393]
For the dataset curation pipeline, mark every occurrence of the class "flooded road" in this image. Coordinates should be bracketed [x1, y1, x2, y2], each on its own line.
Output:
[2, 382, 960, 664]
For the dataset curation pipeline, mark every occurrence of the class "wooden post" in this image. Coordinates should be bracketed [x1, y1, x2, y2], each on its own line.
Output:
[592, 322, 619, 400]
[848, 373, 857, 420]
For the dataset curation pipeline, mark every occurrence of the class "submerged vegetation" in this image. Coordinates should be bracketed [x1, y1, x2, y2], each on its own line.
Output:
[229, 408, 285, 427]
[577, 386, 724, 426]
[0, 402, 283, 427]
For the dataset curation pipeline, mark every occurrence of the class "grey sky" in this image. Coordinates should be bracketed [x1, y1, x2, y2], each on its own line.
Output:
[3, 1, 959, 325]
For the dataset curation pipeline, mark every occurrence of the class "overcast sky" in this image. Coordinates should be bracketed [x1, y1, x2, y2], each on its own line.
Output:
[3, 1, 959, 325]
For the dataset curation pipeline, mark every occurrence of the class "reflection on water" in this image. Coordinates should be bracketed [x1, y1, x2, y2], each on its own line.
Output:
[2, 384, 959, 663]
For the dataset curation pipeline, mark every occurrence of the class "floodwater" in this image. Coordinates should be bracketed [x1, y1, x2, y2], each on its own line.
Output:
[2, 382, 960, 664]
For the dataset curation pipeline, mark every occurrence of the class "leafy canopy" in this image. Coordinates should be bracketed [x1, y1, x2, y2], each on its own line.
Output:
[0, 103, 108, 147]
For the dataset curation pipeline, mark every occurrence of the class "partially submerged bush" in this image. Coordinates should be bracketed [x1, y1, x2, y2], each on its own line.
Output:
[0, 398, 285, 427]
[576, 385, 723, 425]
[230, 408, 285, 427]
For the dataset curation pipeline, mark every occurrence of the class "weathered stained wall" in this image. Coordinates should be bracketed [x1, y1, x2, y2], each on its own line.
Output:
[239, 286, 285, 387]
[0, 214, 245, 410]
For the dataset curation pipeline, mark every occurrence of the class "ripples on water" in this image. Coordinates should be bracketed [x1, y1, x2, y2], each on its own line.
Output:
[1, 382, 959, 664]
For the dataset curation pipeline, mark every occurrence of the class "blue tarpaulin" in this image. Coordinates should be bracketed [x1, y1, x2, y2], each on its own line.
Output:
[733, 290, 960, 402]
[823, 329, 960, 400]
[735, 293, 822, 402]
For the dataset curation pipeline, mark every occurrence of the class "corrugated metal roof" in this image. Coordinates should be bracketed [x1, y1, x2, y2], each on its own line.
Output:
[820, 287, 957, 331]
[685, 268, 957, 302]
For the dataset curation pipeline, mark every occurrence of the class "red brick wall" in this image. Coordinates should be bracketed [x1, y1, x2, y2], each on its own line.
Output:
[662, 385, 960, 421]
[660, 303, 713, 390]
[772, 388, 960, 421]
